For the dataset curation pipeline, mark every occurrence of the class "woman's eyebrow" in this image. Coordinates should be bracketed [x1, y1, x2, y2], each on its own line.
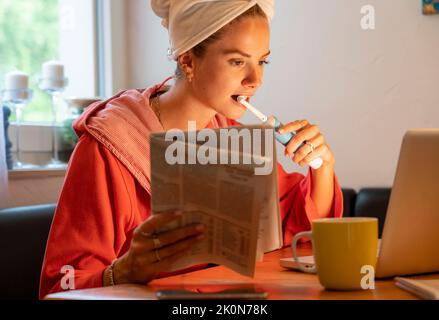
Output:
[221, 49, 271, 58]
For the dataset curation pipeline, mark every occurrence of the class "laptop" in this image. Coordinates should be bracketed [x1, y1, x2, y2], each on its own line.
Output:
[280, 129, 439, 278]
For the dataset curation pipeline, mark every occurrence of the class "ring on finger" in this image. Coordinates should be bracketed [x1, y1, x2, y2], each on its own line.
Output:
[152, 235, 162, 249]
[154, 249, 161, 262]
[306, 141, 316, 152]
[140, 230, 155, 238]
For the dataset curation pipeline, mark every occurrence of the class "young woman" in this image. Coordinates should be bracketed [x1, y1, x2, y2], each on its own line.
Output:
[39, 0, 343, 299]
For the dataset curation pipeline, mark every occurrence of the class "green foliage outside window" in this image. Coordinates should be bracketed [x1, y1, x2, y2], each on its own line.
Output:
[0, 0, 59, 122]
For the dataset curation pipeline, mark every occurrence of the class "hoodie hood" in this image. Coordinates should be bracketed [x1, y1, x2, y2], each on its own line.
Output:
[73, 78, 234, 194]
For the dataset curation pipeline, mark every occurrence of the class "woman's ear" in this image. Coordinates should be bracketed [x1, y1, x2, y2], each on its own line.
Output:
[178, 51, 195, 83]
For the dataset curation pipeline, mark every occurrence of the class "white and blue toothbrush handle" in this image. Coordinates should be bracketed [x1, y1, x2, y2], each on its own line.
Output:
[267, 116, 323, 170]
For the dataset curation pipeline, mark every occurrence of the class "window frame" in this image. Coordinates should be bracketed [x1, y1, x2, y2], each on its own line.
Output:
[6, 0, 104, 159]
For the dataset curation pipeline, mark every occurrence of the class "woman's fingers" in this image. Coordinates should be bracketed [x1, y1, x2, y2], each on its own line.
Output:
[285, 124, 320, 157]
[157, 233, 204, 261]
[119, 211, 206, 284]
[116, 234, 200, 283]
[278, 120, 308, 134]
[278, 120, 335, 167]
[137, 223, 205, 252]
[292, 134, 325, 164]
[157, 242, 206, 272]
[158, 223, 204, 247]
[141, 233, 204, 265]
[299, 144, 329, 167]
[133, 210, 182, 240]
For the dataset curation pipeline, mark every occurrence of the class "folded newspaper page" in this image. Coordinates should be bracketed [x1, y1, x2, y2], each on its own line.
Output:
[150, 124, 283, 277]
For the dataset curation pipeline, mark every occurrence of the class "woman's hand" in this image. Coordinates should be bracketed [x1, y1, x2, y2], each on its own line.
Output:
[110, 211, 205, 285]
[279, 120, 335, 168]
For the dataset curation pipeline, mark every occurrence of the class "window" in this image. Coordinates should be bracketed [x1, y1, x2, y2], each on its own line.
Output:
[0, 0, 98, 123]
[0, 0, 59, 122]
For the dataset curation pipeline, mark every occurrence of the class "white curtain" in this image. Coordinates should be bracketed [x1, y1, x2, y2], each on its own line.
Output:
[0, 105, 8, 204]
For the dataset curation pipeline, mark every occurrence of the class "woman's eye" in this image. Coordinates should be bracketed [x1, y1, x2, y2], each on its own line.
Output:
[229, 60, 270, 67]
[230, 60, 245, 67]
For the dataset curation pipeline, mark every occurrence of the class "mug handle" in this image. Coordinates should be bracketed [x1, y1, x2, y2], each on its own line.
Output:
[291, 231, 317, 273]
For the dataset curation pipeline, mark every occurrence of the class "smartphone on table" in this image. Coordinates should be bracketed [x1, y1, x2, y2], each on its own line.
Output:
[156, 288, 268, 300]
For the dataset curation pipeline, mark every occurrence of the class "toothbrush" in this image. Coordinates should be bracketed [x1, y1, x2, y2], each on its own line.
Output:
[237, 96, 323, 170]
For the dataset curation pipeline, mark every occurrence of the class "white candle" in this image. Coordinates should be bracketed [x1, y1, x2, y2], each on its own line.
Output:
[3, 71, 31, 101]
[41, 60, 67, 90]
[42, 60, 64, 79]
[5, 71, 29, 90]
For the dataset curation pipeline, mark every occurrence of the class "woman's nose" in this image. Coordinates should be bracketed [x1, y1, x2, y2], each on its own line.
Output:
[242, 65, 262, 89]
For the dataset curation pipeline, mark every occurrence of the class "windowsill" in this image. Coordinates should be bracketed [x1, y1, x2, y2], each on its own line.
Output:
[8, 167, 67, 180]
[9, 121, 63, 127]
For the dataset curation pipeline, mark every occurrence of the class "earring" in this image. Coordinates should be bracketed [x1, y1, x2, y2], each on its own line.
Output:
[186, 73, 193, 83]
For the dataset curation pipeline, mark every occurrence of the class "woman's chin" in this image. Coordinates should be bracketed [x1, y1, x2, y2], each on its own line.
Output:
[225, 103, 248, 119]
[223, 108, 246, 120]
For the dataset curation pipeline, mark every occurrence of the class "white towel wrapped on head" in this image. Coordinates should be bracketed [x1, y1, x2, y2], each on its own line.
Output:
[151, 0, 274, 60]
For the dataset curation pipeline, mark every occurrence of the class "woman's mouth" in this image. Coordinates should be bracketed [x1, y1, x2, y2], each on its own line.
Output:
[231, 95, 250, 109]
[231, 95, 250, 101]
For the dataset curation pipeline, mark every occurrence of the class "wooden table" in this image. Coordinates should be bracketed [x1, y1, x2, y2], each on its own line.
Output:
[45, 243, 439, 300]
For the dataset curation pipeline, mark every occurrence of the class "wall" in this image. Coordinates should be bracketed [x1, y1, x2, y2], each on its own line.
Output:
[122, 0, 439, 190]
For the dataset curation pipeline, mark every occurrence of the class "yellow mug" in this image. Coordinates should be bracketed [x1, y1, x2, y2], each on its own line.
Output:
[291, 217, 378, 290]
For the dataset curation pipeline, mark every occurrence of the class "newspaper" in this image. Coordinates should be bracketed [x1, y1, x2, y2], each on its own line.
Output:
[150, 124, 283, 277]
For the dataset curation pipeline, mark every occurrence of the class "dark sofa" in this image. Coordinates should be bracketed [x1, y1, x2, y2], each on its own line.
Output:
[0, 204, 56, 300]
[0, 188, 391, 299]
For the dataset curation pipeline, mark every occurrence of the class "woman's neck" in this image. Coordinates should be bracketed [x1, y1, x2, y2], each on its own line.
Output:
[156, 80, 217, 131]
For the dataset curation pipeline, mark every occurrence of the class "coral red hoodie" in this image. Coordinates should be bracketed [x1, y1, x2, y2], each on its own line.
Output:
[39, 78, 343, 299]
